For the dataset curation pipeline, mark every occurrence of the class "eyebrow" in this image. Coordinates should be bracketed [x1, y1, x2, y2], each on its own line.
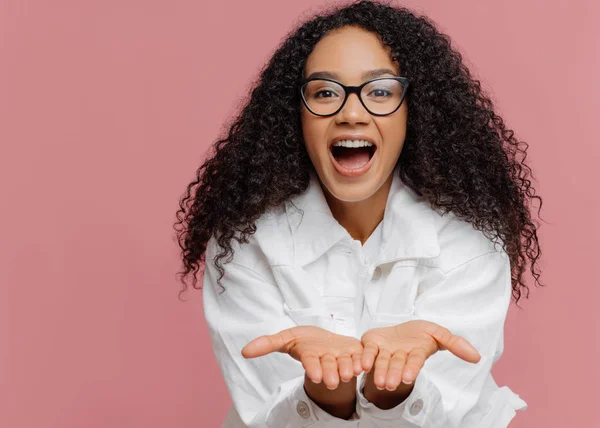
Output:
[305, 68, 398, 80]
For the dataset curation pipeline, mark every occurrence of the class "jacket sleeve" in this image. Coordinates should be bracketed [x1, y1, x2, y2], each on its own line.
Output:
[202, 238, 361, 428]
[354, 250, 527, 428]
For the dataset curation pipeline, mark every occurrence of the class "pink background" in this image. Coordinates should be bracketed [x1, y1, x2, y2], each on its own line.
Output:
[1, 0, 598, 427]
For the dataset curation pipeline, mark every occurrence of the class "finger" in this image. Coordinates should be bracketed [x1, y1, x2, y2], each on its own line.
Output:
[385, 351, 407, 391]
[321, 354, 340, 390]
[337, 353, 354, 382]
[402, 347, 428, 385]
[373, 348, 391, 390]
[361, 341, 379, 373]
[241, 328, 296, 359]
[352, 351, 364, 376]
[450, 336, 481, 363]
[429, 325, 481, 363]
[301, 353, 323, 384]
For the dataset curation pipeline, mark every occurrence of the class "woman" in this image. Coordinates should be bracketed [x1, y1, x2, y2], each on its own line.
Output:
[174, 1, 542, 426]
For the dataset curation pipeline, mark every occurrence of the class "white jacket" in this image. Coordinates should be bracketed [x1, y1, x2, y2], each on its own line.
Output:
[202, 169, 527, 427]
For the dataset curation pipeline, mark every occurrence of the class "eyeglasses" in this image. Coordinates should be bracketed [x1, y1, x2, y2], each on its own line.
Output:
[299, 76, 409, 117]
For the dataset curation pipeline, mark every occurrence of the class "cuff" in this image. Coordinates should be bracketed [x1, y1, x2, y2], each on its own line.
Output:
[310, 394, 360, 427]
[356, 370, 442, 427]
[274, 377, 360, 428]
[264, 376, 316, 428]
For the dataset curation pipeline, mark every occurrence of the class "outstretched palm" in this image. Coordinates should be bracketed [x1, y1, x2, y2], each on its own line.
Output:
[242, 326, 363, 389]
[361, 320, 481, 391]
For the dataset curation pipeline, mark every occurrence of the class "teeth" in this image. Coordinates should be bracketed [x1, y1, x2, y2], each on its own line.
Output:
[332, 139, 374, 148]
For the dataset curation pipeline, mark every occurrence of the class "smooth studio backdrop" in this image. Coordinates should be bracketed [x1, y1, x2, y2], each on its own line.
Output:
[1, 1, 598, 427]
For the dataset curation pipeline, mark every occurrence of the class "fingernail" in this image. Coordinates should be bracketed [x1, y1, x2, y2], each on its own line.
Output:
[402, 379, 413, 385]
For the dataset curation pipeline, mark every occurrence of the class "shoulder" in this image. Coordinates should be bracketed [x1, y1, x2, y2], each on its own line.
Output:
[429, 208, 507, 273]
[206, 203, 292, 275]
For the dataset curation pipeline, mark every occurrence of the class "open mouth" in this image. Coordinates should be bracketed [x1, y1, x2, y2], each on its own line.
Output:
[330, 144, 377, 170]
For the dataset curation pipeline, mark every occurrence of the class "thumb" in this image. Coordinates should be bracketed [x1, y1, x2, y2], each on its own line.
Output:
[427, 324, 481, 364]
[241, 329, 295, 359]
[444, 335, 481, 363]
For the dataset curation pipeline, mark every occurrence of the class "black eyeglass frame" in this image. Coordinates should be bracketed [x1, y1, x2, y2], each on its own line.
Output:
[299, 76, 410, 117]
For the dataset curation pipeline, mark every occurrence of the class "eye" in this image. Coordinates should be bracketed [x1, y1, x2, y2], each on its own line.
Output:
[314, 89, 340, 99]
[368, 88, 392, 98]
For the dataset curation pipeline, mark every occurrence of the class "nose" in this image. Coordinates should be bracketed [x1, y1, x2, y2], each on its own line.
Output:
[335, 92, 370, 124]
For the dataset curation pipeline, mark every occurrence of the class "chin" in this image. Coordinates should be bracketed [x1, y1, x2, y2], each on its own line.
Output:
[318, 170, 383, 203]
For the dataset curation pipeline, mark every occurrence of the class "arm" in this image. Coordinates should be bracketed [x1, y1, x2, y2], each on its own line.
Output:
[202, 238, 360, 427]
[355, 250, 527, 428]
[304, 374, 357, 420]
[361, 369, 414, 409]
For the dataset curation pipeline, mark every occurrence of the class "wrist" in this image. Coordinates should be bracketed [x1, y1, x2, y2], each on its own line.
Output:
[304, 374, 357, 419]
[362, 370, 414, 410]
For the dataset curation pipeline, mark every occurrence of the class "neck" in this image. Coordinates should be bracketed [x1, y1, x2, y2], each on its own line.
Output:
[322, 173, 393, 245]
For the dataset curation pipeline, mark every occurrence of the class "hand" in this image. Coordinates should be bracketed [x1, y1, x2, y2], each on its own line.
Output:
[361, 320, 481, 392]
[242, 326, 364, 390]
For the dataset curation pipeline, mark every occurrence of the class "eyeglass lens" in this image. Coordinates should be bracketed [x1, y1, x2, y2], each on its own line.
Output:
[301, 78, 405, 116]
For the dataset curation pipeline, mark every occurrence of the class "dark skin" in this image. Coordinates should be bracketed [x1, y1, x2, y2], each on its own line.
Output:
[243, 27, 481, 418]
[242, 322, 480, 418]
[300, 26, 407, 245]
[242, 326, 362, 419]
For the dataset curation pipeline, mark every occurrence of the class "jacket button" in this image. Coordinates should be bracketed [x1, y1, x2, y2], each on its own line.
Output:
[409, 398, 424, 415]
[297, 401, 310, 419]
[372, 266, 382, 281]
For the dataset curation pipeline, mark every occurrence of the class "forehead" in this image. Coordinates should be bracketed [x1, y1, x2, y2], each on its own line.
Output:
[304, 26, 399, 82]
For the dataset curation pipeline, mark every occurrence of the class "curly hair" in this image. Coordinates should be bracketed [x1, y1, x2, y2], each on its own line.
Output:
[173, 0, 543, 306]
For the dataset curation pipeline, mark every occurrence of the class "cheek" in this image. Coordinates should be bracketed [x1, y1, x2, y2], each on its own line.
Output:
[380, 112, 408, 149]
[301, 115, 327, 154]
[385, 123, 407, 143]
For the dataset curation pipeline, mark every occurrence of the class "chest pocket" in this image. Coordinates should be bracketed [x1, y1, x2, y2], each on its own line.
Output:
[366, 260, 421, 329]
[272, 264, 335, 331]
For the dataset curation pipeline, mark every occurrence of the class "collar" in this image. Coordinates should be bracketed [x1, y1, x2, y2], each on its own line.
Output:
[285, 168, 440, 267]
